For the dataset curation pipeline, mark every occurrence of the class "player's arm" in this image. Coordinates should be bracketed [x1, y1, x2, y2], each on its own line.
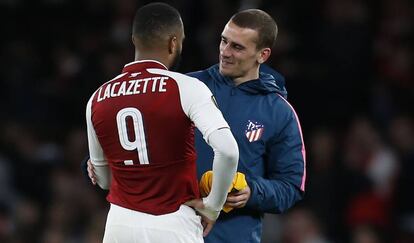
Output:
[197, 128, 239, 219]
[185, 127, 238, 236]
[85, 96, 111, 190]
[179, 76, 239, 220]
[246, 100, 306, 213]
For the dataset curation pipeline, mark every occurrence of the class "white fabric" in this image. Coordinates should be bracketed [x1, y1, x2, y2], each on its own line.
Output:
[86, 95, 111, 189]
[148, 68, 229, 142]
[103, 204, 203, 243]
[197, 128, 239, 220]
[148, 68, 239, 220]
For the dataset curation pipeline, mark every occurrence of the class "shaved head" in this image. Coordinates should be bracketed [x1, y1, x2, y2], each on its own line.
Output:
[132, 2, 183, 48]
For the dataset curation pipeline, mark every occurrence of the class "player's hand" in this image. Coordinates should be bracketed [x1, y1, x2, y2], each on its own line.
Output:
[225, 185, 251, 208]
[87, 159, 97, 185]
[184, 199, 215, 237]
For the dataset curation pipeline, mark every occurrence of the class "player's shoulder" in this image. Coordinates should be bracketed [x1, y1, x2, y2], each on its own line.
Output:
[147, 68, 198, 82]
[274, 93, 294, 110]
[148, 68, 209, 90]
[101, 72, 128, 88]
[187, 69, 210, 80]
[88, 72, 128, 101]
[270, 93, 299, 122]
[263, 91, 288, 108]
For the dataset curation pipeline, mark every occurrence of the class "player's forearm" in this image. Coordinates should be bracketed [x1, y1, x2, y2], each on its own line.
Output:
[246, 177, 303, 213]
[93, 163, 111, 190]
[86, 96, 111, 190]
[202, 128, 239, 219]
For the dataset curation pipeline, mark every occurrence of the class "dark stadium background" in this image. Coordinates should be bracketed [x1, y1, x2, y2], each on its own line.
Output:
[0, 0, 413, 242]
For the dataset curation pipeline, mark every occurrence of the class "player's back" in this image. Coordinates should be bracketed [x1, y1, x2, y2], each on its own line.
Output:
[88, 60, 199, 214]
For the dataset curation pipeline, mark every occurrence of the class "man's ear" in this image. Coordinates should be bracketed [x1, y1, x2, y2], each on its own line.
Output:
[257, 48, 271, 64]
[168, 36, 177, 55]
[132, 35, 136, 45]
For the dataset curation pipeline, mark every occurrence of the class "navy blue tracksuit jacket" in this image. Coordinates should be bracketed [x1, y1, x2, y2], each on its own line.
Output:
[188, 64, 306, 243]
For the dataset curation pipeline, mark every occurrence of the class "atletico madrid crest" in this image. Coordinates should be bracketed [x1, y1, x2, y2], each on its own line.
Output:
[245, 120, 264, 142]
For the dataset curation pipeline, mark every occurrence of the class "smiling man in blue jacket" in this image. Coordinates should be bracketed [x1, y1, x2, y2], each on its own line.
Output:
[188, 9, 306, 242]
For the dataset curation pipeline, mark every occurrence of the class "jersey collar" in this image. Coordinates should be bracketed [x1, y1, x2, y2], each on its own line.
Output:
[122, 60, 168, 73]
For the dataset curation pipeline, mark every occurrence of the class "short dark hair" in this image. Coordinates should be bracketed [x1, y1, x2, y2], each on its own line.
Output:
[132, 2, 182, 47]
[230, 9, 278, 49]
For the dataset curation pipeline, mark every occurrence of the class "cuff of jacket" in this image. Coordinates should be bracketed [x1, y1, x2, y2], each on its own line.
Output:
[245, 176, 263, 209]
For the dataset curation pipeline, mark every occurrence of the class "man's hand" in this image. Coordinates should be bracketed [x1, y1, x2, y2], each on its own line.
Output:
[87, 159, 97, 185]
[184, 199, 215, 237]
[225, 185, 251, 209]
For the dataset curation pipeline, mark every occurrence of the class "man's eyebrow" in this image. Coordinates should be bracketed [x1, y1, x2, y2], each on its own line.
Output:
[221, 35, 246, 49]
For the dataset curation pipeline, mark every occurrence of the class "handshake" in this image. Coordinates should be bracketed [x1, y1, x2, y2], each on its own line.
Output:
[199, 171, 249, 213]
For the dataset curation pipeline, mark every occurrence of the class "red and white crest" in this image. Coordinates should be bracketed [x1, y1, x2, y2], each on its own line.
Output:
[245, 120, 264, 142]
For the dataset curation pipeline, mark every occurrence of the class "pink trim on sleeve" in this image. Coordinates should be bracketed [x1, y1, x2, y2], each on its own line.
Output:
[277, 94, 307, 191]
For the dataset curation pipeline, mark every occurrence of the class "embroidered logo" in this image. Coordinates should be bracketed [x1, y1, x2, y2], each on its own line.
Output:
[129, 72, 141, 78]
[245, 120, 264, 142]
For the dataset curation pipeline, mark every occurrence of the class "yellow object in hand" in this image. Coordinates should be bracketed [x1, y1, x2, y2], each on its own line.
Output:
[199, 170, 248, 213]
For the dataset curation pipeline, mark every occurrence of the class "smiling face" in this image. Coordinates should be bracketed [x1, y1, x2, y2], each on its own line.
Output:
[219, 21, 271, 85]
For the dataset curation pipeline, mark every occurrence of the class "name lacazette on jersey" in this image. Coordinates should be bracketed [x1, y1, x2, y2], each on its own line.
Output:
[96, 74, 170, 102]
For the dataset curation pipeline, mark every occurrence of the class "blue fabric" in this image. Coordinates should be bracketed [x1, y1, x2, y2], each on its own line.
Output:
[187, 64, 305, 243]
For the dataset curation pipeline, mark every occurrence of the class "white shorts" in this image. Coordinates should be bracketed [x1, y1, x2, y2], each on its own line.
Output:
[103, 203, 204, 243]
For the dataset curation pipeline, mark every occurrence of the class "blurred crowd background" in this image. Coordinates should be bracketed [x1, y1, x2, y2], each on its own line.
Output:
[1, 0, 413, 242]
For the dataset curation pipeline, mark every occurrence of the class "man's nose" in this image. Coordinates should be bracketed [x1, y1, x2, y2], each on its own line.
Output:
[220, 44, 231, 57]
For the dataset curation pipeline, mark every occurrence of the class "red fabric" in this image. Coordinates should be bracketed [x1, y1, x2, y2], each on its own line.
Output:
[346, 191, 390, 228]
[91, 61, 199, 215]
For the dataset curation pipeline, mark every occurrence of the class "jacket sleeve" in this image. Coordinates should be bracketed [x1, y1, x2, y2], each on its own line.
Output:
[246, 99, 306, 213]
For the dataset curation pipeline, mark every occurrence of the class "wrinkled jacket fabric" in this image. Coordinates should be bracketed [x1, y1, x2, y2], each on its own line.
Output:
[188, 64, 306, 243]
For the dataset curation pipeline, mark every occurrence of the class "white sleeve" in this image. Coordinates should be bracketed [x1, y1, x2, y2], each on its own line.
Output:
[147, 69, 229, 142]
[181, 80, 230, 142]
[183, 84, 239, 219]
[197, 128, 239, 220]
[146, 69, 239, 220]
[86, 95, 111, 190]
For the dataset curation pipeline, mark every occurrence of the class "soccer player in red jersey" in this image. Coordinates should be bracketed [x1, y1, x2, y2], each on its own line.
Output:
[85, 3, 239, 242]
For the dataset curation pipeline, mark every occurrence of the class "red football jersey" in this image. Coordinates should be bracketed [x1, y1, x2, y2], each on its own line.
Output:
[86, 60, 228, 215]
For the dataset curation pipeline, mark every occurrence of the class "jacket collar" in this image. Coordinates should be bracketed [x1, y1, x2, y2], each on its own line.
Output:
[207, 64, 287, 96]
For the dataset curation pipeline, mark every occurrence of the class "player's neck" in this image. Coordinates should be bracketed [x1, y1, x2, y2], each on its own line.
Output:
[232, 65, 260, 86]
[134, 50, 170, 69]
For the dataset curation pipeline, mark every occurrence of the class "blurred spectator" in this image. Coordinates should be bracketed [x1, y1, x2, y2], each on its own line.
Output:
[0, 202, 13, 243]
[389, 116, 414, 240]
[304, 127, 341, 240]
[351, 224, 385, 243]
[343, 117, 399, 238]
[281, 207, 331, 243]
